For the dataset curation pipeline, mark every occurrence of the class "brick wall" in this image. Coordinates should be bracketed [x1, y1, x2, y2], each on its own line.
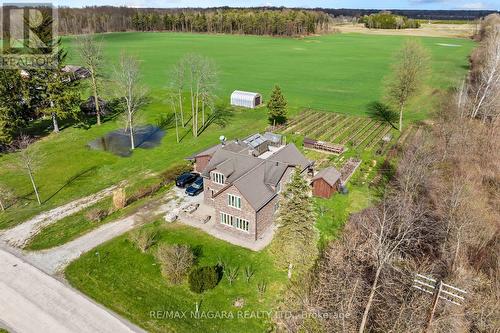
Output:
[203, 177, 225, 206]
[213, 184, 257, 240]
[255, 195, 278, 239]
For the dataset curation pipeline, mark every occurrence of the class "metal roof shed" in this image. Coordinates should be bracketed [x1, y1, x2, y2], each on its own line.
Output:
[230, 90, 262, 109]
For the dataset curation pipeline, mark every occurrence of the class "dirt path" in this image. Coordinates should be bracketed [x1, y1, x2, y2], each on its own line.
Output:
[4, 189, 187, 275]
[0, 184, 121, 248]
[0, 249, 145, 333]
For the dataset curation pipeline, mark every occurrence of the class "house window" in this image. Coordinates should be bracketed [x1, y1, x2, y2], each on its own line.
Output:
[212, 172, 224, 185]
[228, 194, 241, 209]
[219, 212, 249, 232]
[234, 217, 249, 232]
[220, 212, 233, 226]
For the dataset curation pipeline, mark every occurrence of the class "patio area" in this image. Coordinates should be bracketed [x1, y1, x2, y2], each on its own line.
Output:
[170, 188, 274, 251]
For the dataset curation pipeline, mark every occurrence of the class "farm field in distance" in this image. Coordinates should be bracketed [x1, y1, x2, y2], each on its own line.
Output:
[0, 32, 473, 229]
[64, 31, 473, 117]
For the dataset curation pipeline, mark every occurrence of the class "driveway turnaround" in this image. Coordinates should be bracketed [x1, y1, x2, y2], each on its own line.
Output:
[0, 249, 144, 333]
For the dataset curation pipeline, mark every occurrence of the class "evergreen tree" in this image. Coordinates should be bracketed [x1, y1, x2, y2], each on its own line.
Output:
[270, 168, 319, 279]
[267, 85, 288, 126]
[27, 11, 81, 133]
[0, 70, 34, 146]
[31, 42, 81, 133]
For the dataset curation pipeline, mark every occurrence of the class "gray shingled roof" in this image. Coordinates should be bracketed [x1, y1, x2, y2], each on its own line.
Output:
[186, 143, 222, 160]
[312, 167, 341, 187]
[201, 148, 261, 183]
[269, 143, 312, 171]
[193, 138, 312, 211]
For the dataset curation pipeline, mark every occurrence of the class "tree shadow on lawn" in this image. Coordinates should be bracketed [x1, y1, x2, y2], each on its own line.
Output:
[197, 104, 235, 137]
[366, 101, 398, 130]
[42, 166, 99, 204]
[75, 98, 128, 130]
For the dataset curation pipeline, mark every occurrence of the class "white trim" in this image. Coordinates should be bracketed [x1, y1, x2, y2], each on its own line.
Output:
[219, 211, 250, 233]
[211, 171, 225, 185]
[228, 194, 242, 209]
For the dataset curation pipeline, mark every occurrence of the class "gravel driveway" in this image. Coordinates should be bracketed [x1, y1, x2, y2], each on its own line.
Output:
[0, 184, 120, 248]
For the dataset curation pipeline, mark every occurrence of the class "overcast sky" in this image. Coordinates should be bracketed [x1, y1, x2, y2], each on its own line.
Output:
[1, 0, 499, 10]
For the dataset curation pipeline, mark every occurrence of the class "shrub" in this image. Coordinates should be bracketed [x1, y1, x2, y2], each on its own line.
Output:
[244, 266, 254, 283]
[257, 280, 267, 297]
[160, 163, 193, 185]
[85, 208, 108, 223]
[129, 228, 158, 253]
[156, 244, 195, 284]
[127, 182, 163, 205]
[226, 266, 239, 286]
[188, 265, 222, 293]
[112, 188, 126, 210]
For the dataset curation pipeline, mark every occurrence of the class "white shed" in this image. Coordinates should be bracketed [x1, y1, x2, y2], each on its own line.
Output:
[230, 90, 262, 109]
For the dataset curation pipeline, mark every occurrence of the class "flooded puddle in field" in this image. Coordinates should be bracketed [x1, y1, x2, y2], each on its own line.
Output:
[88, 125, 165, 157]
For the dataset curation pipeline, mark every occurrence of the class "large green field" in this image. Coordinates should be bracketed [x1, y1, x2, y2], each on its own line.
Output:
[66, 32, 472, 115]
[0, 32, 473, 228]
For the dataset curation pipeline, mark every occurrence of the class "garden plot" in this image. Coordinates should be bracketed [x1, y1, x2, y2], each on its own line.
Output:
[283, 110, 391, 151]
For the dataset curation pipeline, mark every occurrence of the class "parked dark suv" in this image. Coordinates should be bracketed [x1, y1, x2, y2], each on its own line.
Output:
[185, 177, 204, 196]
[176, 172, 198, 188]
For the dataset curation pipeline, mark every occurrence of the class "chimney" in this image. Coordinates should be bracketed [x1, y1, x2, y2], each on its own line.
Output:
[219, 135, 226, 146]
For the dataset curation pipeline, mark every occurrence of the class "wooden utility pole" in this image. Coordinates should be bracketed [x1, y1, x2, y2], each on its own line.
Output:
[413, 273, 467, 333]
[425, 280, 442, 332]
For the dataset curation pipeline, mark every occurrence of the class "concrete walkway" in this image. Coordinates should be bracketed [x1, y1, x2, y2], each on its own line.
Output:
[0, 249, 145, 333]
[0, 184, 120, 248]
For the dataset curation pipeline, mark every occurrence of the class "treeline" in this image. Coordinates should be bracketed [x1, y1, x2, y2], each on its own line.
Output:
[275, 15, 499, 333]
[360, 11, 420, 29]
[58, 7, 332, 36]
[319, 8, 499, 21]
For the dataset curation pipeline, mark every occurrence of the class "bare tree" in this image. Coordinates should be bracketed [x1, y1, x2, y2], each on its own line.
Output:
[77, 34, 104, 126]
[181, 54, 218, 137]
[171, 60, 186, 127]
[469, 26, 500, 121]
[387, 40, 429, 131]
[129, 228, 158, 253]
[200, 58, 217, 128]
[9, 135, 42, 205]
[156, 243, 195, 284]
[167, 91, 180, 143]
[357, 199, 422, 333]
[185, 54, 203, 138]
[114, 53, 148, 149]
[0, 182, 14, 211]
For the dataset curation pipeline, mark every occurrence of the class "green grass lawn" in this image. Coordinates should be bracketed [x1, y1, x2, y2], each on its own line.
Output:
[0, 32, 473, 229]
[65, 222, 287, 333]
[25, 197, 113, 250]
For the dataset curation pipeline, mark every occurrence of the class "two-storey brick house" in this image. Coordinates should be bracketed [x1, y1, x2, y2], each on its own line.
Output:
[188, 133, 312, 241]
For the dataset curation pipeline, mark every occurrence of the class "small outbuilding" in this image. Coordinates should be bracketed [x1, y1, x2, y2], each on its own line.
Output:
[230, 90, 262, 109]
[62, 65, 91, 81]
[80, 96, 108, 116]
[311, 166, 342, 198]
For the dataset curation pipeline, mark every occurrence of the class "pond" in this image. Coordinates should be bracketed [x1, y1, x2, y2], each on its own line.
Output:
[88, 125, 166, 157]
